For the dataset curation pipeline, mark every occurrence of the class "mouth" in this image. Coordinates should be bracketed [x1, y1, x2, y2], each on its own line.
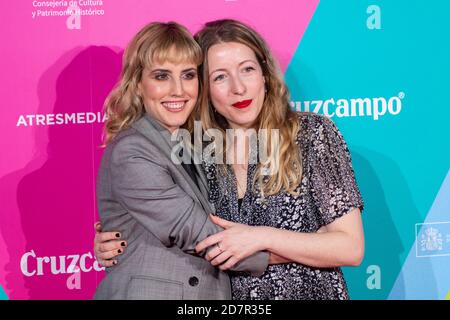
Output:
[161, 100, 188, 113]
[232, 99, 252, 109]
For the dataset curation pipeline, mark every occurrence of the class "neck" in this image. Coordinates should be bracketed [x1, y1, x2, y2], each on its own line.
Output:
[229, 124, 253, 132]
[149, 116, 179, 133]
[226, 135, 250, 166]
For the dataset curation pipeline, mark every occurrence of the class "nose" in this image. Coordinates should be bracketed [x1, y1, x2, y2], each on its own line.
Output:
[230, 74, 246, 96]
[170, 77, 184, 96]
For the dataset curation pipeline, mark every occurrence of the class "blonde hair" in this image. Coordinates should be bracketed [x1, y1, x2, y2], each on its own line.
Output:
[195, 19, 302, 196]
[103, 21, 202, 145]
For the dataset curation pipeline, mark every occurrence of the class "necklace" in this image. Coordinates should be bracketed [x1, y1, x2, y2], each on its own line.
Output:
[229, 135, 248, 198]
[233, 164, 247, 198]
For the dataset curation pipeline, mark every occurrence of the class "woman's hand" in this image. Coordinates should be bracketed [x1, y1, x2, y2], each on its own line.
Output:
[93, 222, 127, 267]
[195, 215, 266, 271]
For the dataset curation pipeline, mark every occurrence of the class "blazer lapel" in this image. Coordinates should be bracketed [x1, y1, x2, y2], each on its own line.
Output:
[193, 163, 215, 213]
[132, 115, 213, 213]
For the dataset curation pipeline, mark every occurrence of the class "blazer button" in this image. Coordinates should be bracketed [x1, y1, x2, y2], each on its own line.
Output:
[189, 276, 199, 287]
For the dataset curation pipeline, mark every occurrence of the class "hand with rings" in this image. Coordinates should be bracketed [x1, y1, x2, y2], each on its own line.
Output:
[196, 214, 265, 270]
[200, 241, 227, 266]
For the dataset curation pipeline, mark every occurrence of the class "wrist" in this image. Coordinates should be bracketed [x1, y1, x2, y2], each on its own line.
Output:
[255, 226, 271, 251]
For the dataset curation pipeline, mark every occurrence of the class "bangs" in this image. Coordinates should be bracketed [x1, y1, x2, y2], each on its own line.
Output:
[143, 35, 202, 68]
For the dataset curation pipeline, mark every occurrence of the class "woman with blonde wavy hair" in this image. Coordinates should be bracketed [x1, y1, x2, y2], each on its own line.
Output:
[95, 19, 365, 300]
[193, 19, 365, 300]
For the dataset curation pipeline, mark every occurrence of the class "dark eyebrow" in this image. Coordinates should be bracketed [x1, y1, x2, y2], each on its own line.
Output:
[209, 59, 257, 77]
[150, 69, 171, 74]
[150, 68, 197, 74]
[181, 68, 197, 73]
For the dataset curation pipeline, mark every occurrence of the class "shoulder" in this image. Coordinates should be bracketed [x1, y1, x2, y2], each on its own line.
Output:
[108, 127, 144, 153]
[106, 127, 164, 165]
[296, 111, 337, 132]
[295, 112, 341, 144]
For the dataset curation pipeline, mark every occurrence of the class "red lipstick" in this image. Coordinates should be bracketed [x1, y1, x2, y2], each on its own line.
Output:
[232, 99, 252, 109]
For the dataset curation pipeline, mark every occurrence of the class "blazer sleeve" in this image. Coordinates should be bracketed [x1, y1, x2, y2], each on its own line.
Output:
[109, 135, 268, 275]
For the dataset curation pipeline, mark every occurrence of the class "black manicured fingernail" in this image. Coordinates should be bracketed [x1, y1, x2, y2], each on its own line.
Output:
[121, 242, 126, 247]
[118, 249, 122, 254]
[115, 233, 121, 238]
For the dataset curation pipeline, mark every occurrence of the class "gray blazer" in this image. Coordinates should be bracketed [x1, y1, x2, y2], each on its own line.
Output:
[94, 114, 268, 300]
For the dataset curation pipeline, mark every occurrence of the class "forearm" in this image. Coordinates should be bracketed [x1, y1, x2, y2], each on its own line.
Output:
[268, 253, 290, 265]
[268, 225, 328, 265]
[261, 226, 364, 268]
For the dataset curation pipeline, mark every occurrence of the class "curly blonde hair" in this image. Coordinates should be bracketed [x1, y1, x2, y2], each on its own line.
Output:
[103, 21, 202, 145]
[195, 19, 302, 196]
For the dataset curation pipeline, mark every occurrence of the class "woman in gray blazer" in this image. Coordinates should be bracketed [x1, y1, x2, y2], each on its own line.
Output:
[93, 21, 268, 300]
[96, 19, 364, 300]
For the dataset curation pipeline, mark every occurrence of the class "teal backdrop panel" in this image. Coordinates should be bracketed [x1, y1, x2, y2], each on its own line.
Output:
[0, 284, 8, 300]
[286, 0, 450, 299]
[389, 171, 450, 299]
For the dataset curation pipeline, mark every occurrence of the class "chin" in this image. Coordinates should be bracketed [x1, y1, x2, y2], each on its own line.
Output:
[168, 116, 189, 128]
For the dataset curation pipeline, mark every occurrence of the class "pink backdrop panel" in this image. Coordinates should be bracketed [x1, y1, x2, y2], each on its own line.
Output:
[0, 0, 318, 299]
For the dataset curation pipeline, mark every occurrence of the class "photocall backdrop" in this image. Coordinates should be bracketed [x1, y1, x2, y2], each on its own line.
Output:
[1, 0, 449, 300]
